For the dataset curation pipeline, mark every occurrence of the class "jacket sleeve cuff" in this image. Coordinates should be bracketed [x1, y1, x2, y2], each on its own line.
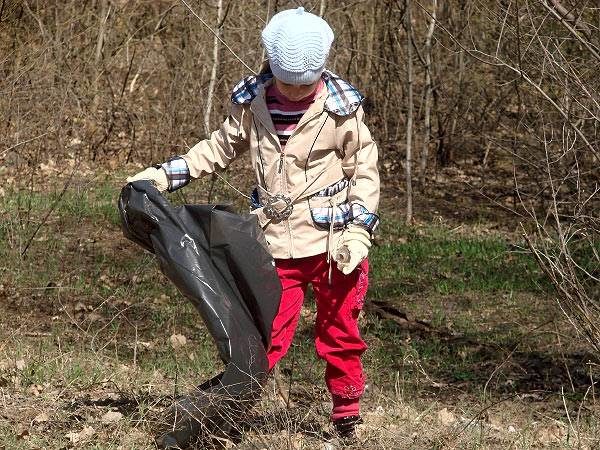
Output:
[160, 156, 191, 192]
[349, 203, 380, 235]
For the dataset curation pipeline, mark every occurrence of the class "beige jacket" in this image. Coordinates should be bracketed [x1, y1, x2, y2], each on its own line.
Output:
[161, 71, 380, 259]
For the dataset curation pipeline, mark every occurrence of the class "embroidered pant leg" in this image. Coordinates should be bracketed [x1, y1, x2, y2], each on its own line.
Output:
[312, 255, 369, 400]
[266, 258, 309, 370]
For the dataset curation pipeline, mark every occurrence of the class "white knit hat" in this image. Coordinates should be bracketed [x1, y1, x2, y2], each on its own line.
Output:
[261, 7, 334, 85]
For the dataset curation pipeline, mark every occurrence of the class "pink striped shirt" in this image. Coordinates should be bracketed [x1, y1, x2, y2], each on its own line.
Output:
[266, 80, 324, 147]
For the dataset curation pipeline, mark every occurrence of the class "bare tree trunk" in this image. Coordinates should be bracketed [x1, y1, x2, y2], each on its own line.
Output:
[419, 0, 437, 185]
[260, 0, 272, 63]
[94, 0, 109, 66]
[364, 5, 376, 85]
[404, 0, 414, 224]
[204, 0, 224, 137]
[91, 0, 110, 114]
[206, 0, 225, 203]
[319, 0, 326, 17]
[443, 48, 463, 166]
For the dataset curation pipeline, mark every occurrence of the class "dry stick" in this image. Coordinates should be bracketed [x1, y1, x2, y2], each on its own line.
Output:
[179, 0, 256, 75]
[554, 321, 576, 393]
[286, 344, 297, 410]
[20, 164, 77, 258]
[575, 382, 595, 448]
[482, 318, 554, 403]
[494, 0, 511, 59]
[1, 131, 50, 157]
[482, 343, 519, 403]
[413, 0, 600, 163]
[561, 386, 575, 443]
[448, 392, 523, 448]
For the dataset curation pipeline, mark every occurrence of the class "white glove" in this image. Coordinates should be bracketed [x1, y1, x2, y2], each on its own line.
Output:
[334, 226, 371, 275]
[126, 167, 169, 192]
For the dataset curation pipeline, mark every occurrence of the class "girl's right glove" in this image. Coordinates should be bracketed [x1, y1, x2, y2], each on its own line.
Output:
[333, 225, 371, 275]
[126, 167, 169, 192]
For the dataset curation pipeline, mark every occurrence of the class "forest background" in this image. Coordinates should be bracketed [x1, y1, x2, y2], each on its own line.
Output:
[1, 0, 599, 448]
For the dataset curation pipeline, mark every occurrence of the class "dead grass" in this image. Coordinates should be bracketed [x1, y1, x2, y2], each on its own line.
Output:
[1, 169, 599, 449]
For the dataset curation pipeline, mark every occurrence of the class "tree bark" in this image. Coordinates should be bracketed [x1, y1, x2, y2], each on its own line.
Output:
[205, 0, 225, 204]
[419, 0, 437, 185]
[319, 0, 326, 17]
[204, 0, 225, 137]
[404, 0, 414, 224]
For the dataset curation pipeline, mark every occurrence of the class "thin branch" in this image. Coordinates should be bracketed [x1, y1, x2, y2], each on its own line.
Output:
[179, 0, 256, 74]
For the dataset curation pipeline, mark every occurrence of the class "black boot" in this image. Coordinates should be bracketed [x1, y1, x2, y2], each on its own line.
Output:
[332, 415, 363, 442]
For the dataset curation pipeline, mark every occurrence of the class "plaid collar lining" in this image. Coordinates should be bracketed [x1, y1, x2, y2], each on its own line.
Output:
[230, 70, 363, 117]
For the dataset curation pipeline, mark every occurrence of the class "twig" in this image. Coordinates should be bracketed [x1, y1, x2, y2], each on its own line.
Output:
[561, 386, 574, 443]
[482, 319, 554, 401]
[1, 132, 51, 157]
[449, 392, 522, 445]
[20, 164, 77, 258]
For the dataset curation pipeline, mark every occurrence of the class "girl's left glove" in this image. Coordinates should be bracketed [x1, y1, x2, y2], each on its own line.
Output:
[334, 225, 371, 275]
[126, 167, 169, 192]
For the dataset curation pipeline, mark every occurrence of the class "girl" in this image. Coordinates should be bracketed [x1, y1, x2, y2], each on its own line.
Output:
[128, 6, 380, 440]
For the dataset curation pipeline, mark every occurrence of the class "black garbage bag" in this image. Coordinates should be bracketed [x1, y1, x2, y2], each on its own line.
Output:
[118, 181, 281, 448]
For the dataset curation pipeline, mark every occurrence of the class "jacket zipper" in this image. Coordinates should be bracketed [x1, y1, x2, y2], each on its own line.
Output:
[278, 147, 293, 257]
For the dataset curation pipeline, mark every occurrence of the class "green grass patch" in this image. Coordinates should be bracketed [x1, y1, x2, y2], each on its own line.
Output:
[370, 222, 549, 297]
[1, 181, 120, 227]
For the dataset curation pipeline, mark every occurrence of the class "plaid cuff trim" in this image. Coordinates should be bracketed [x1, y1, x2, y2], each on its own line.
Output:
[311, 202, 352, 231]
[161, 156, 190, 192]
[349, 203, 380, 234]
[310, 201, 379, 233]
[313, 178, 350, 197]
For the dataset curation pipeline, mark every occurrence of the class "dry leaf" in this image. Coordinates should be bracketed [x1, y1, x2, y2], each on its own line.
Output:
[536, 424, 566, 444]
[33, 412, 50, 423]
[16, 425, 29, 440]
[101, 411, 123, 424]
[66, 426, 95, 443]
[170, 334, 187, 349]
[437, 407, 456, 426]
[15, 359, 26, 370]
[74, 302, 88, 312]
[28, 384, 43, 396]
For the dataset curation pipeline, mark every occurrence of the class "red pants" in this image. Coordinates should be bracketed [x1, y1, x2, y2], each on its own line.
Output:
[267, 253, 368, 408]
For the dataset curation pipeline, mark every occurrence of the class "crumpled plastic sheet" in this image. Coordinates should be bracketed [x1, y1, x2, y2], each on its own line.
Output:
[119, 181, 281, 448]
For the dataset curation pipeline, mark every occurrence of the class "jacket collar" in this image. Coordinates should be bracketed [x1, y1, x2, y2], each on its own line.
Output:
[231, 70, 364, 117]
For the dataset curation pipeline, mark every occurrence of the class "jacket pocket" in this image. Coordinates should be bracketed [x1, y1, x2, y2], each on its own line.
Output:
[308, 189, 350, 231]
